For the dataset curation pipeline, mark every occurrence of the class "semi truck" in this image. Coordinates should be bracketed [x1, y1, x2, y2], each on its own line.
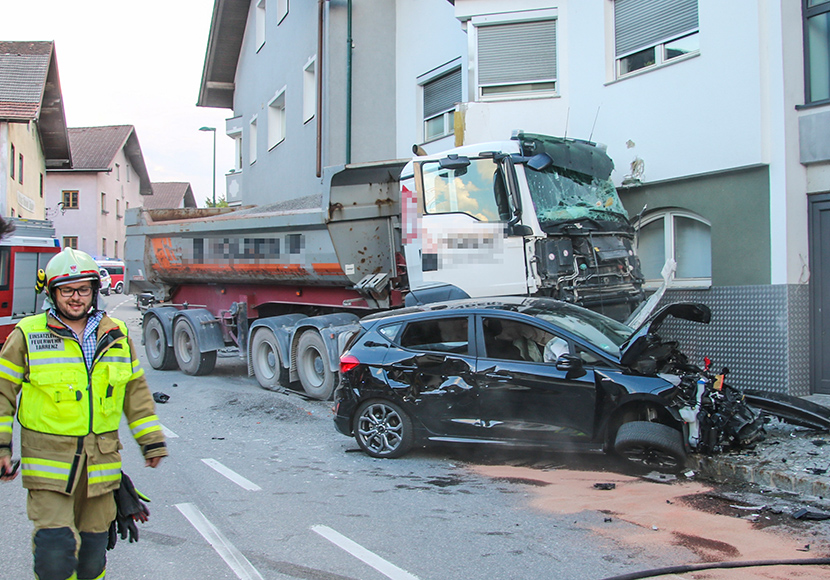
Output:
[0, 218, 61, 343]
[126, 132, 645, 399]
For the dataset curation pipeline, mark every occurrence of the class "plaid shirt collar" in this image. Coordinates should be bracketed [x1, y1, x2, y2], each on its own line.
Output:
[49, 308, 104, 370]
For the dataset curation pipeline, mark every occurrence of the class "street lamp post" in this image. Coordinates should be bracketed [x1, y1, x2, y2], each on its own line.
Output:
[199, 126, 217, 207]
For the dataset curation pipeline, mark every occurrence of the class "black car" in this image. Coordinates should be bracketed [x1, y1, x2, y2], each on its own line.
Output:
[333, 297, 771, 469]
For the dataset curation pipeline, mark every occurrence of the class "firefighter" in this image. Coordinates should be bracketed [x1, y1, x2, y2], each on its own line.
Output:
[0, 247, 167, 580]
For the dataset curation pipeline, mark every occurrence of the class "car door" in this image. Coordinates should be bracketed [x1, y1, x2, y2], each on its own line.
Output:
[381, 314, 479, 438]
[474, 314, 598, 443]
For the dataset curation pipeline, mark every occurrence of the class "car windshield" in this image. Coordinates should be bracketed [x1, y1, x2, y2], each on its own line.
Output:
[525, 166, 630, 228]
[518, 301, 633, 357]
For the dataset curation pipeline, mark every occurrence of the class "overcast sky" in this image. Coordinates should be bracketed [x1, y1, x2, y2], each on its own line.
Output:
[1, 0, 235, 207]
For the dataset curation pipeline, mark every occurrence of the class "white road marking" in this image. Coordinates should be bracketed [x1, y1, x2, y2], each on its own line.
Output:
[176, 503, 264, 580]
[161, 425, 178, 438]
[312, 525, 421, 580]
[201, 458, 262, 491]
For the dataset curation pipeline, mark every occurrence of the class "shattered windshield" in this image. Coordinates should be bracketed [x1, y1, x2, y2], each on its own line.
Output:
[520, 300, 633, 357]
[525, 166, 630, 228]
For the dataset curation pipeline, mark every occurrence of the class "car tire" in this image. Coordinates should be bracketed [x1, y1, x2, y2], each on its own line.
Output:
[251, 328, 288, 390]
[296, 331, 337, 400]
[354, 400, 414, 459]
[115, 282, 123, 294]
[614, 421, 687, 471]
[143, 316, 178, 370]
[173, 318, 217, 376]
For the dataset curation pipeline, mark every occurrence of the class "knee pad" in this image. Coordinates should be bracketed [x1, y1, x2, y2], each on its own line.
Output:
[77, 532, 108, 580]
[33, 527, 76, 580]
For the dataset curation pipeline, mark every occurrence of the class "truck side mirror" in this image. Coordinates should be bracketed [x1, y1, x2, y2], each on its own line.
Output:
[527, 153, 553, 172]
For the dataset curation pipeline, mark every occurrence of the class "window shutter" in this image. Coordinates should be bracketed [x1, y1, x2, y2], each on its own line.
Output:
[424, 68, 462, 119]
[478, 19, 557, 86]
[615, 0, 698, 57]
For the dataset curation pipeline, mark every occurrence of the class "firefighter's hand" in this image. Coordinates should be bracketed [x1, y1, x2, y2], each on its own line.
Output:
[0, 455, 19, 481]
[145, 456, 163, 468]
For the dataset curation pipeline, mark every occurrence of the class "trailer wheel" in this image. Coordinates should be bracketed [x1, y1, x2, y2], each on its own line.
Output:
[296, 331, 337, 400]
[173, 318, 217, 376]
[251, 328, 288, 390]
[144, 316, 177, 370]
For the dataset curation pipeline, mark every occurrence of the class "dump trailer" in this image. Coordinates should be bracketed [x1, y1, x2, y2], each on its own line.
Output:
[0, 218, 61, 343]
[126, 132, 644, 399]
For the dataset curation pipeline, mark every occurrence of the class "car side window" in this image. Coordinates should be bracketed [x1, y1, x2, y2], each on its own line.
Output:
[576, 345, 613, 368]
[399, 317, 468, 354]
[482, 317, 560, 363]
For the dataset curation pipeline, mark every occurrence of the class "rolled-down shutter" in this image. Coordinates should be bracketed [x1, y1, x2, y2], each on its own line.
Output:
[615, 0, 698, 57]
[424, 68, 462, 119]
[478, 19, 557, 86]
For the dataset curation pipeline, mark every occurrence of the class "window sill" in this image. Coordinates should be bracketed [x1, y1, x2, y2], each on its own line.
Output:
[477, 92, 559, 104]
[268, 138, 285, 152]
[644, 279, 711, 291]
[101, 210, 109, 215]
[606, 52, 700, 86]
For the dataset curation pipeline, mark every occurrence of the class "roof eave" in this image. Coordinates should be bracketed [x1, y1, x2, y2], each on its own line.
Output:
[197, 0, 250, 110]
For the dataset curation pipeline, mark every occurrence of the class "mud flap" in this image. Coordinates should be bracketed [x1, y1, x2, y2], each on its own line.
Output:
[742, 390, 830, 431]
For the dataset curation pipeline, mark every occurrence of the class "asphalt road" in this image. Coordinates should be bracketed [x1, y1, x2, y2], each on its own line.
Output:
[2, 296, 830, 580]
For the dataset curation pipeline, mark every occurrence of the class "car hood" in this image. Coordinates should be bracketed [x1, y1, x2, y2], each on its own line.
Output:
[619, 302, 711, 367]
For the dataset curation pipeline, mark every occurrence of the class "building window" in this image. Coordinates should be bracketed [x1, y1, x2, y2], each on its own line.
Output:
[249, 117, 258, 164]
[115, 163, 120, 181]
[18, 154, 23, 184]
[102, 238, 107, 256]
[63, 236, 78, 249]
[256, 0, 266, 50]
[116, 199, 121, 219]
[62, 190, 79, 209]
[805, 0, 830, 104]
[614, 0, 699, 78]
[231, 133, 243, 171]
[114, 240, 119, 259]
[126, 164, 131, 182]
[101, 192, 108, 214]
[474, 13, 557, 99]
[277, 0, 288, 24]
[9, 144, 14, 179]
[268, 88, 286, 149]
[40, 173, 43, 198]
[422, 66, 461, 142]
[637, 210, 711, 288]
[303, 57, 316, 123]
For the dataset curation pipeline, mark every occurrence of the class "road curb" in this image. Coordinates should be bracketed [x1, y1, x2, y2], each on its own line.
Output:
[691, 454, 830, 500]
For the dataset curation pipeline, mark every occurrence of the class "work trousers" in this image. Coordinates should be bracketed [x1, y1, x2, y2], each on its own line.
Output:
[27, 455, 116, 580]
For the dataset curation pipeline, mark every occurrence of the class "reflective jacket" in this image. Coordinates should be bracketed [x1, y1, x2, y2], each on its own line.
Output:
[0, 312, 167, 496]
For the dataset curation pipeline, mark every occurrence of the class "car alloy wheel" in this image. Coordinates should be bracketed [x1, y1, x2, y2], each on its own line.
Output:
[354, 400, 414, 458]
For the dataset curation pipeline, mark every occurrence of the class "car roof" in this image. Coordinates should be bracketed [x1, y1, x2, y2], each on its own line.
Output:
[361, 296, 567, 326]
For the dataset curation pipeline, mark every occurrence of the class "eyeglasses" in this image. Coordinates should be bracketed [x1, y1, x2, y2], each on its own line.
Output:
[57, 286, 93, 298]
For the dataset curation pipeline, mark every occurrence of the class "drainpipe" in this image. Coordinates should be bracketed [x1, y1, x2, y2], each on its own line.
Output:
[346, 0, 353, 164]
[317, 0, 326, 177]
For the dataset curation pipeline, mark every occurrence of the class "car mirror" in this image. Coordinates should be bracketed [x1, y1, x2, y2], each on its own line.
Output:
[556, 354, 587, 379]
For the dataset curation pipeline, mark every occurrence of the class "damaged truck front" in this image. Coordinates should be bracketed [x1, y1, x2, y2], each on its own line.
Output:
[404, 132, 644, 321]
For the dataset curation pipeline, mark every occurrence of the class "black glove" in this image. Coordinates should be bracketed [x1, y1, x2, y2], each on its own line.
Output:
[107, 471, 151, 550]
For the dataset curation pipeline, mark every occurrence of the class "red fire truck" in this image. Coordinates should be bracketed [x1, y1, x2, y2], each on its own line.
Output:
[0, 218, 61, 343]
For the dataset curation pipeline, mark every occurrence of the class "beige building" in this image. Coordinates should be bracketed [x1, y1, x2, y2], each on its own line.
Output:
[0, 41, 71, 218]
[46, 125, 151, 260]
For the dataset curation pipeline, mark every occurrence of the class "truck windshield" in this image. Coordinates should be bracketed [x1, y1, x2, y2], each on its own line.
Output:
[421, 159, 507, 222]
[525, 166, 629, 228]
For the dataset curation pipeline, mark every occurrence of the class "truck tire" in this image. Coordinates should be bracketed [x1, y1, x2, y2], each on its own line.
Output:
[296, 330, 337, 400]
[143, 316, 177, 370]
[613, 421, 686, 471]
[251, 328, 288, 390]
[173, 318, 217, 376]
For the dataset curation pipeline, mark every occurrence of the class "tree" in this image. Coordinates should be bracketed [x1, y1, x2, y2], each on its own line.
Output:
[204, 196, 229, 208]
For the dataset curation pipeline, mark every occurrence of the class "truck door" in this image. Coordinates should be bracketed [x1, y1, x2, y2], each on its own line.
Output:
[416, 157, 527, 297]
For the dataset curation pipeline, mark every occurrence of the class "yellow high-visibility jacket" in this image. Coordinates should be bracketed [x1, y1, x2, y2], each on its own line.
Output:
[0, 312, 167, 496]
